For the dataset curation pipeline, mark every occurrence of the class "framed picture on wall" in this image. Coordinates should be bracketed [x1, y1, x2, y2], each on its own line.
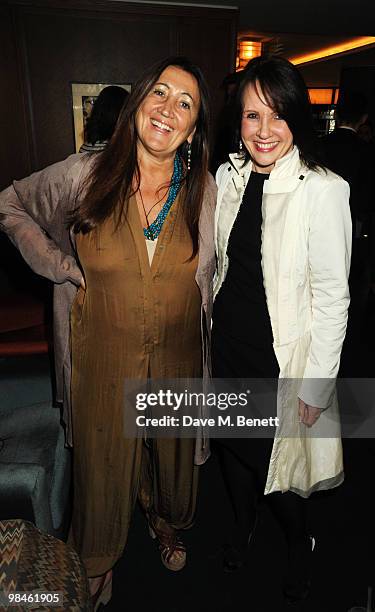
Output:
[71, 82, 131, 152]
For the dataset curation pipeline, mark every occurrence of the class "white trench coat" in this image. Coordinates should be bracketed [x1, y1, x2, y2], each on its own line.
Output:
[214, 146, 352, 497]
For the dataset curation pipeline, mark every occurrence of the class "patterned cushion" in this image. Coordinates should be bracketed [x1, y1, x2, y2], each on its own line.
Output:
[0, 520, 90, 611]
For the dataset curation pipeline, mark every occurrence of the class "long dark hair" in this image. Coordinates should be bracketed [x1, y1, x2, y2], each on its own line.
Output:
[72, 56, 210, 257]
[85, 85, 129, 144]
[235, 56, 323, 171]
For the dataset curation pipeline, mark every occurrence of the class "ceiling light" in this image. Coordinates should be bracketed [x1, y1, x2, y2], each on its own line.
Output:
[237, 38, 262, 71]
[290, 36, 375, 65]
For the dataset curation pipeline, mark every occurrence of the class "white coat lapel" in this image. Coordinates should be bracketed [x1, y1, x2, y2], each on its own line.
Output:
[261, 148, 306, 347]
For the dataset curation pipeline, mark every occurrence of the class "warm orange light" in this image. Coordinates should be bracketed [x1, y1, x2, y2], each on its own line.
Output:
[308, 88, 334, 105]
[239, 40, 262, 61]
[308, 88, 340, 105]
[290, 36, 375, 65]
[236, 39, 262, 71]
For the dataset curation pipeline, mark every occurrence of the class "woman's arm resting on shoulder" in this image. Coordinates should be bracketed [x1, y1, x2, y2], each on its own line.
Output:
[298, 177, 352, 410]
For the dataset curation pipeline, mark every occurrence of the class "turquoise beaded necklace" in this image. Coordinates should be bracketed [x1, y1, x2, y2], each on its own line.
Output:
[143, 154, 183, 241]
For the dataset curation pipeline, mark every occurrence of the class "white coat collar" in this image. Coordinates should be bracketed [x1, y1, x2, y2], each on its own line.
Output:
[228, 146, 306, 194]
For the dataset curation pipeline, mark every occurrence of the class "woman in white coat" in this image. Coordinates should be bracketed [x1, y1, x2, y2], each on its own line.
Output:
[212, 56, 351, 603]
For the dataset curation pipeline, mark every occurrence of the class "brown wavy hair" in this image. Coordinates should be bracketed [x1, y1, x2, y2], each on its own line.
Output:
[71, 56, 210, 258]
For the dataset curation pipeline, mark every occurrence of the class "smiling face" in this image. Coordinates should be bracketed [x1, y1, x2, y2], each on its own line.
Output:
[135, 65, 200, 161]
[241, 81, 294, 173]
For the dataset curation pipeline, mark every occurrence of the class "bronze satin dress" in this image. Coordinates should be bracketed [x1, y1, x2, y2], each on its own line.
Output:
[70, 192, 202, 576]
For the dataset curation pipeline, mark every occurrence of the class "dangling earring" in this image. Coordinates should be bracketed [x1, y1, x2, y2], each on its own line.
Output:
[239, 139, 243, 154]
[187, 143, 191, 171]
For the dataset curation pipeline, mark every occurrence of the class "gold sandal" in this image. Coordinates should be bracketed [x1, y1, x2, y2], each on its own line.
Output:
[148, 513, 186, 572]
[90, 569, 112, 611]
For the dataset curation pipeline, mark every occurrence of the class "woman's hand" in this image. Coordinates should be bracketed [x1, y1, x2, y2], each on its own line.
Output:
[298, 398, 322, 427]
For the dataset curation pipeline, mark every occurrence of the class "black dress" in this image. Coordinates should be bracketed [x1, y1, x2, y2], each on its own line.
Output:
[212, 171, 279, 379]
[212, 171, 278, 487]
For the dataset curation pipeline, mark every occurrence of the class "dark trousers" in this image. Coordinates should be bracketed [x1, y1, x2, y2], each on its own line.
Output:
[214, 439, 308, 554]
[211, 324, 310, 582]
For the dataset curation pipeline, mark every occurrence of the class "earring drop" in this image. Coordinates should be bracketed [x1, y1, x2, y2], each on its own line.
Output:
[187, 143, 191, 171]
[239, 140, 243, 153]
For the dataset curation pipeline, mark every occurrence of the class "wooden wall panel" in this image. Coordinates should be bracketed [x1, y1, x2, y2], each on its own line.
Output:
[177, 17, 237, 135]
[1, 0, 237, 184]
[18, 7, 174, 168]
[0, 5, 30, 187]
